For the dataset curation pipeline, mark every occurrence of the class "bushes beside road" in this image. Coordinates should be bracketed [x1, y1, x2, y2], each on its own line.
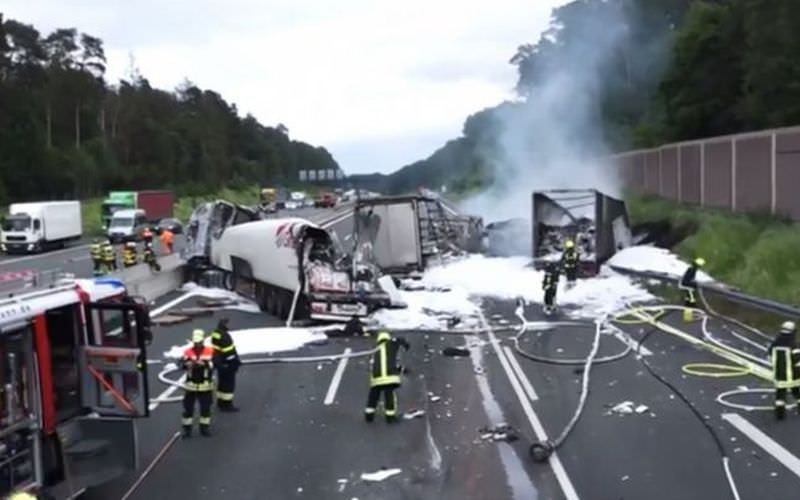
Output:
[626, 194, 800, 305]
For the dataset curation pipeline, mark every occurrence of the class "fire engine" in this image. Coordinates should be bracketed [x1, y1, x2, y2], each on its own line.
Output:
[0, 274, 152, 498]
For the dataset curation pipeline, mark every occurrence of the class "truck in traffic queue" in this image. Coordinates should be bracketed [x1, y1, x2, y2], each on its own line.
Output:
[259, 188, 278, 213]
[184, 201, 395, 321]
[107, 208, 149, 243]
[1, 201, 82, 254]
[0, 275, 152, 499]
[314, 192, 337, 208]
[100, 190, 174, 230]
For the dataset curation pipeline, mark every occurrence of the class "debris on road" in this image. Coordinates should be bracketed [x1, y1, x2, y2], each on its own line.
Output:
[605, 401, 653, 416]
[478, 424, 519, 442]
[442, 347, 470, 357]
[403, 409, 425, 420]
[360, 468, 402, 482]
[428, 392, 441, 403]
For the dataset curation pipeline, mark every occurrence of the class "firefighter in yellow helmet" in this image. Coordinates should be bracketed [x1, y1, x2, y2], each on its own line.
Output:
[365, 331, 410, 423]
[102, 239, 117, 273]
[560, 239, 579, 287]
[680, 257, 705, 321]
[122, 241, 138, 268]
[769, 320, 800, 420]
[181, 329, 214, 437]
[90, 238, 103, 276]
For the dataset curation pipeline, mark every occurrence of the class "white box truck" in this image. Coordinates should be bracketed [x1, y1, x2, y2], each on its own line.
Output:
[1, 201, 83, 253]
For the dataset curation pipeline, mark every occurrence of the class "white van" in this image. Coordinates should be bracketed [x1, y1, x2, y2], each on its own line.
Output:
[1, 201, 82, 253]
[107, 209, 148, 243]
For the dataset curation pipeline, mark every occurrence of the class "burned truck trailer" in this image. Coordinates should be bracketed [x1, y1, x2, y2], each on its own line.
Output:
[532, 189, 631, 275]
[352, 195, 481, 276]
[185, 201, 391, 321]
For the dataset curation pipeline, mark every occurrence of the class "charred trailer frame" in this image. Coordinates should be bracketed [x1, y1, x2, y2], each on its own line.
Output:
[531, 189, 631, 276]
[352, 195, 474, 276]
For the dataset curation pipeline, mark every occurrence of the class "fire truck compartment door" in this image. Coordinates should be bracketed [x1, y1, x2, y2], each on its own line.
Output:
[81, 302, 149, 417]
[55, 416, 138, 490]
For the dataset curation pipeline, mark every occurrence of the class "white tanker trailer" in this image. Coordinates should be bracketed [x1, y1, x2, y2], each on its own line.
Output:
[185, 201, 393, 322]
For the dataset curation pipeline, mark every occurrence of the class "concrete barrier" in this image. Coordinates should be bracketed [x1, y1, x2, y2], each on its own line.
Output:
[113, 254, 185, 302]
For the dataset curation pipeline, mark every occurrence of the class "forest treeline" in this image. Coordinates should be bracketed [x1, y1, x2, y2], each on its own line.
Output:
[354, 0, 800, 195]
[0, 13, 338, 203]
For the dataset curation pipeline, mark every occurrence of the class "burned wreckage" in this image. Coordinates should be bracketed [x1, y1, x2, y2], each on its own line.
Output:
[531, 189, 632, 275]
[183, 196, 481, 322]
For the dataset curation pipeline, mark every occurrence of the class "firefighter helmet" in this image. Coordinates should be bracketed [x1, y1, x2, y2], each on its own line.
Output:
[126, 241, 136, 248]
[9, 492, 37, 500]
[781, 321, 796, 334]
[564, 240, 575, 249]
[694, 257, 706, 267]
[192, 329, 205, 343]
[376, 331, 391, 343]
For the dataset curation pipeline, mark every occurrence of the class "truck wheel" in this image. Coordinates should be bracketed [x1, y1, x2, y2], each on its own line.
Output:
[223, 271, 236, 291]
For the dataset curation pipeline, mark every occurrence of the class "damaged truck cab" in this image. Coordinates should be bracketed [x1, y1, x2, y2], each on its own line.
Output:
[184, 201, 391, 322]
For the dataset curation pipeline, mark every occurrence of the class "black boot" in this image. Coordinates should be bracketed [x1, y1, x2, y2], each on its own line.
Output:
[200, 425, 211, 437]
[182, 425, 192, 438]
[365, 412, 375, 423]
[218, 401, 240, 412]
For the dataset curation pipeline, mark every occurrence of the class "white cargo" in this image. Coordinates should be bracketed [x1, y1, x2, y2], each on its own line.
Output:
[2, 201, 82, 253]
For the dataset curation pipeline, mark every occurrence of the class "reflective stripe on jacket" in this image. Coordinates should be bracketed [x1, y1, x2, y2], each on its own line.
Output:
[183, 345, 215, 391]
[370, 337, 409, 387]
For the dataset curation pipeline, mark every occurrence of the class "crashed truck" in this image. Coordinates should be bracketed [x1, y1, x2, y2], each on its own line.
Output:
[531, 189, 632, 276]
[184, 201, 395, 322]
[351, 194, 483, 277]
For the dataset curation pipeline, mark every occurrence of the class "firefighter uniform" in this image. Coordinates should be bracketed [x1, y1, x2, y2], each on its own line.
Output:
[365, 331, 410, 423]
[90, 240, 103, 275]
[122, 242, 138, 268]
[769, 321, 800, 420]
[142, 227, 154, 245]
[211, 318, 241, 412]
[561, 240, 579, 285]
[680, 257, 705, 321]
[102, 242, 117, 273]
[181, 329, 214, 437]
[542, 264, 559, 315]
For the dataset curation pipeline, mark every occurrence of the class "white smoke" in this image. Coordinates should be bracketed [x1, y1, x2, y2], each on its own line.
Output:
[459, 2, 632, 224]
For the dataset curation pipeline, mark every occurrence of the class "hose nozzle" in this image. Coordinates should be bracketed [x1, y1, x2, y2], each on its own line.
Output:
[529, 441, 555, 462]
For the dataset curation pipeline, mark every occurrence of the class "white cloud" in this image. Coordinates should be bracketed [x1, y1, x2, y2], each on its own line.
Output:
[2, 0, 564, 174]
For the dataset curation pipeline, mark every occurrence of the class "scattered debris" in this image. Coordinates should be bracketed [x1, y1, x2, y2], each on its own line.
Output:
[404, 409, 425, 420]
[442, 347, 470, 357]
[427, 392, 441, 403]
[151, 314, 191, 326]
[621, 475, 630, 482]
[478, 424, 519, 443]
[634, 405, 649, 414]
[360, 468, 402, 482]
[607, 401, 653, 416]
[770, 472, 778, 478]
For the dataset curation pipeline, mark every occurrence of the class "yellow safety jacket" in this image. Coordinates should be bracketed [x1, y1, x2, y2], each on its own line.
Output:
[370, 337, 409, 387]
[182, 346, 214, 392]
[123, 248, 137, 266]
[772, 346, 800, 389]
[102, 245, 115, 262]
[90, 243, 102, 260]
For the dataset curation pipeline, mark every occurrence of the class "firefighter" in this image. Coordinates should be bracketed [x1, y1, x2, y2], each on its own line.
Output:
[680, 257, 705, 321]
[211, 317, 241, 412]
[90, 238, 103, 275]
[561, 239, 579, 286]
[143, 241, 161, 272]
[122, 241, 138, 268]
[365, 331, 410, 423]
[101, 239, 117, 273]
[181, 329, 214, 437]
[142, 226, 154, 245]
[769, 321, 800, 420]
[542, 262, 559, 316]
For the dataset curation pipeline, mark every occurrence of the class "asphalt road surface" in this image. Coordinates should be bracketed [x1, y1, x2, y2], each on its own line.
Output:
[78, 201, 800, 500]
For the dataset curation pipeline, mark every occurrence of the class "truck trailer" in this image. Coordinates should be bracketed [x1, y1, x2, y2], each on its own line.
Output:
[185, 201, 392, 322]
[1, 201, 82, 254]
[100, 191, 174, 229]
[531, 189, 632, 275]
[0, 275, 152, 499]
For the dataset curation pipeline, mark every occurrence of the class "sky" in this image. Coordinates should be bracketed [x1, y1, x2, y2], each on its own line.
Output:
[2, 0, 564, 174]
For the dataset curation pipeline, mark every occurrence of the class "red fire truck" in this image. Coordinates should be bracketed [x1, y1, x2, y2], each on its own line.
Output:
[0, 275, 152, 498]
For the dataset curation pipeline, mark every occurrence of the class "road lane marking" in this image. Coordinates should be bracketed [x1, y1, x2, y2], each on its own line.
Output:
[722, 413, 800, 478]
[479, 309, 580, 500]
[320, 211, 353, 229]
[324, 347, 351, 405]
[148, 375, 185, 412]
[0, 244, 90, 265]
[502, 346, 538, 402]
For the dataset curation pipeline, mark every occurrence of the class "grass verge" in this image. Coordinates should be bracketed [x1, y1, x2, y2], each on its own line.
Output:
[626, 193, 800, 305]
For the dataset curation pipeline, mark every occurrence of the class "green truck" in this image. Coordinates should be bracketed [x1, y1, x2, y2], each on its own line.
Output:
[101, 190, 175, 229]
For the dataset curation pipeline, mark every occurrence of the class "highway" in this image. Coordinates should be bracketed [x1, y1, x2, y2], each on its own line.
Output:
[50, 202, 800, 500]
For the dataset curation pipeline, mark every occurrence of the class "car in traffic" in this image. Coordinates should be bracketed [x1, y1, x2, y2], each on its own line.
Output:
[157, 217, 183, 235]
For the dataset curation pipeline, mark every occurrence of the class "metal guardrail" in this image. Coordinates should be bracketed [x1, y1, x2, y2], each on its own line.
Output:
[609, 264, 800, 318]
